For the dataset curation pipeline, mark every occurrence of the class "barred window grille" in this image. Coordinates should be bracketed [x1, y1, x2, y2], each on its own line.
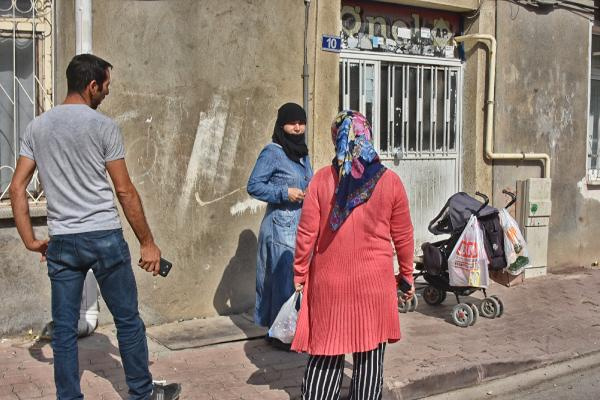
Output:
[0, 0, 53, 207]
[339, 57, 460, 159]
[339, 53, 463, 250]
[589, 33, 600, 183]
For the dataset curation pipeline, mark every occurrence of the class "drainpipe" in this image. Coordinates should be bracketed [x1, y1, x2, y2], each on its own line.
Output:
[302, 0, 311, 143]
[453, 34, 551, 178]
[75, 0, 99, 337]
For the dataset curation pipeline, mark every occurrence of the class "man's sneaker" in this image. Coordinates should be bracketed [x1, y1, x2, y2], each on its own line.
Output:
[150, 382, 181, 400]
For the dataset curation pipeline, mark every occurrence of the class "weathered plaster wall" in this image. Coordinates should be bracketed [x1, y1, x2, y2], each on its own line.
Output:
[0, 224, 52, 335]
[0, 0, 339, 336]
[87, 0, 318, 325]
[460, 0, 495, 196]
[310, 0, 342, 168]
[493, 2, 599, 268]
[0, 0, 77, 336]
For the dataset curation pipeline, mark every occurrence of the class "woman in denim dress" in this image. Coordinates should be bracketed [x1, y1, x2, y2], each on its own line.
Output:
[247, 103, 313, 334]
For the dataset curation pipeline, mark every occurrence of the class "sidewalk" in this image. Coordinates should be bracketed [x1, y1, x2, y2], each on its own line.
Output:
[1, 267, 600, 400]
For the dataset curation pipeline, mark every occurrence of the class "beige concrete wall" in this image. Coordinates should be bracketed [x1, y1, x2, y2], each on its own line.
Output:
[0, 0, 76, 336]
[310, 0, 342, 168]
[492, 2, 598, 269]
[5, 0, 593, 335]
[0, 0, 340, 334]
[0, 0, 342, 335]
[381, 0, 479, 12]
[86, 0, 313, 324]
[458, 0, 494, 196]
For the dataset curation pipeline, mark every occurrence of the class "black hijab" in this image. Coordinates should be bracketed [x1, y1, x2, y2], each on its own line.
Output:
[272, 103, 309, 163]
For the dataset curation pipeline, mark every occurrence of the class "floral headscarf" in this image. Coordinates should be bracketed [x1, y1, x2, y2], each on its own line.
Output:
[329, 110, 386, 231]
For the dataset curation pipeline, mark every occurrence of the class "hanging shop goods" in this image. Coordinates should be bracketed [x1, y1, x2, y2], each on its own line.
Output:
[341, 1, 461, 58]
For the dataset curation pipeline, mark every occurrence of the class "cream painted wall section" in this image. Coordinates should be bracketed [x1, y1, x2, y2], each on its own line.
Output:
[456, 0, 494, 196]
[380, 0, 479, 12]
[309, 0, 342, 169]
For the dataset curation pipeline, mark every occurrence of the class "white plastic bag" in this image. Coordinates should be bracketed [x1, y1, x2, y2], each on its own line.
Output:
[268, 292, 301, 344]
[499, 208, 530, 276]
[448, 215, 490, 288]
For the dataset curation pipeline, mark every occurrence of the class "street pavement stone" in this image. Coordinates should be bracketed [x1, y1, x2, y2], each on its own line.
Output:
[1, 267, 600, 399]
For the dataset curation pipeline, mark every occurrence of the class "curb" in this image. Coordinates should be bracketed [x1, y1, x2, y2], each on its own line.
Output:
[383, 350, 600, 400]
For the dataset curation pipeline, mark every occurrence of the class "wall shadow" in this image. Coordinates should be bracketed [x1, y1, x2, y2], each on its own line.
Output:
[213, 229, 257, 316]
[28, 333, 131, 399]
[243, 339, 353, 399]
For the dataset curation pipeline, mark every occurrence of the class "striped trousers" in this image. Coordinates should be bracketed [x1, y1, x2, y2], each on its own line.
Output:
[301, 342, 386, 400]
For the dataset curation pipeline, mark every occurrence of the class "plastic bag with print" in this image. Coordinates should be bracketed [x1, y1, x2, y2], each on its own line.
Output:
[448, 215, 490, 288]
[499, 208, 530, 276]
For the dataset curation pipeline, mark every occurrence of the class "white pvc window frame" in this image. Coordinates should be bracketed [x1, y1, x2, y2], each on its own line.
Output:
[587, 23, 600, 185]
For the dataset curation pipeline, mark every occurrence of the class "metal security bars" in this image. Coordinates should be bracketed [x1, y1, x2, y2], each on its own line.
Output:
[0, 0, 53, 211]
[339, 56, 461, 159]
[339, 52, 463, 250]
[589, 33, 600, 183]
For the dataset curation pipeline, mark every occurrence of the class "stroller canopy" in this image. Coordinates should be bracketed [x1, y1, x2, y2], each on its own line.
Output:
[428, 192, 498, 235]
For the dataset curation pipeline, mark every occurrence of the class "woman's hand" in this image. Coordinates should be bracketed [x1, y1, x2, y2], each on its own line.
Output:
[295, 283, 304, 293]
[402, 285, 415, 302]
[288, 188, 305, 202]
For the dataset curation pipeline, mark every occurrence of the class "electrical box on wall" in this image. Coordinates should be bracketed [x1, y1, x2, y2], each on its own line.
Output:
[516, 178, 552, 278]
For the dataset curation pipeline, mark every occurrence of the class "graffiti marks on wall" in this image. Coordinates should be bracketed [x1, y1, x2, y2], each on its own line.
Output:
[230, 197, 266, 216]
[178, 93, 230, 216]
[341, 1, 460, 58]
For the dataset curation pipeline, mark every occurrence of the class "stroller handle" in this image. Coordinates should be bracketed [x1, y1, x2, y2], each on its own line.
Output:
[474, 191, 489, 216]
[502, 189, 517, 209]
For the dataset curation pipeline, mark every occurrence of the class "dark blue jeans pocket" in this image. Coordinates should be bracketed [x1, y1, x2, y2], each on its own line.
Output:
[46, 238, 64, 277]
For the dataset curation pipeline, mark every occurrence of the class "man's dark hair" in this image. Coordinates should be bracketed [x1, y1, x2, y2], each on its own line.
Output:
[66, 54, 113, 94]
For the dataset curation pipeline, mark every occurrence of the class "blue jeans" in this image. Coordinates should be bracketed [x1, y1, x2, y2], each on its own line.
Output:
[46, 229, 153, 400]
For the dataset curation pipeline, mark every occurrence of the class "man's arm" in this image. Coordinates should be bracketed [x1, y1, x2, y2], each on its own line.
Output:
[9, 156, 48, 260]
[106, 159, 161, 275]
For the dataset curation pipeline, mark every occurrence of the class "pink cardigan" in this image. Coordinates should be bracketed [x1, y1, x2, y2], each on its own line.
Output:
[291, 166, 414, 355]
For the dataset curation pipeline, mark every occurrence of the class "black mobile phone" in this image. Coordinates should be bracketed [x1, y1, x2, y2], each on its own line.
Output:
[398, 277, 412, 293]
[159, 258, 173, 277]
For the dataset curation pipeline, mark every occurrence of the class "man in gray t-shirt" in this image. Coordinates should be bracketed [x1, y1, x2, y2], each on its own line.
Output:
[19, 104, 125, 235]
[10, 54, 180, 400]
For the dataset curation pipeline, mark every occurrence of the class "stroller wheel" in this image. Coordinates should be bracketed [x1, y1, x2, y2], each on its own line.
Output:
[467, 303, 479, 326]
[451, 303, 473, 328]
[409, 294, 419, 312]
[480, 297, 500, 319]
[423, 285, 446, 306]
[490, 295, 504, 317]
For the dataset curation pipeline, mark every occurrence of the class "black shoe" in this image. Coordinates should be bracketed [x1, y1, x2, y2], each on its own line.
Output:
[150, 383, 181, 400]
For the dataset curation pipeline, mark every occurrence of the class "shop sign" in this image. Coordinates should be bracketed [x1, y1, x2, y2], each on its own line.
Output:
[341, 1, 461, 58]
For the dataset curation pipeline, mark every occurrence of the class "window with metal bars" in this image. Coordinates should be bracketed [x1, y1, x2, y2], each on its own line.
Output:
[0, 0, 53, 208]
[339, 58, 461, 160]
[588, 31, 600, 183]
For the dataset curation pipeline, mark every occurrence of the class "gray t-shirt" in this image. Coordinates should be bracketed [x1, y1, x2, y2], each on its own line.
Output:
[20, 104, 125, 235]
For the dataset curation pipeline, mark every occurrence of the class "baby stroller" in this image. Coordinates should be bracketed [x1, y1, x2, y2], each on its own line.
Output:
[400, 190, 517, 327]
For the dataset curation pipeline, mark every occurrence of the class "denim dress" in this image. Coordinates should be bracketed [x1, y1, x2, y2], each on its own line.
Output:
[247, 143, 313, 327]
